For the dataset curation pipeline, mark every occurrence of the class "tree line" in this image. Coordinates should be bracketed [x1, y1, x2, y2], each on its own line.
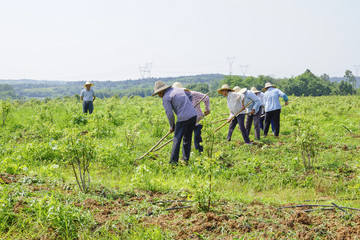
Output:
[0, 70, 358, 100]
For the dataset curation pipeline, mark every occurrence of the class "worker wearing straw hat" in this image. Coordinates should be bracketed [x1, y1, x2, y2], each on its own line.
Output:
[218, 84, 250, 144]
[153, 81, 197, 165]
[242, 88, 262, 140]
[262, 82, 288, 137]
[172, 82, 210, 153]
[80, 81, 96, 114]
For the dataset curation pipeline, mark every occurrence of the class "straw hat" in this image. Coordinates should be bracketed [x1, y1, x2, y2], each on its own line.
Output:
[250, 87, 261, 94]
[233, 86, 241, 92]
[152, 81, 171, 96]
[172, 82, 189, 91]
[217, 84, 234, 94]
[83, 81, 94, 87]
[262, 82, 276, 92]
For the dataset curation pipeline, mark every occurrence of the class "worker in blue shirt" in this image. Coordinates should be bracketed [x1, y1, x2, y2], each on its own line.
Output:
[262, 82, 288, 137]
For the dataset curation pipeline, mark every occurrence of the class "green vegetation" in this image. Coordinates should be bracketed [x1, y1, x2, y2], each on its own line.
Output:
[0, 93, 360, 239]
[1, 69, 359, 100]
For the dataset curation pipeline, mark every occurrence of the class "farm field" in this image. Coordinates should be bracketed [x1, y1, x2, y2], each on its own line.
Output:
[0, 95, 360, 239]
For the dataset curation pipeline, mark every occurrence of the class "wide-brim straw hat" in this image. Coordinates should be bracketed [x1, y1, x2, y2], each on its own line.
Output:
[233, 86, 247, 94]
[251, 87, 261, 94]
[152, 81, 171, 96]
[172, 82, 189, 91]
[217, 84, 234, 94]
[83, 81, 94, 87]
[262, 82, 276, 92]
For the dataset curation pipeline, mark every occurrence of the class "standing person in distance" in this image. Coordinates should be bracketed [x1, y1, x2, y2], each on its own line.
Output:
[262, 82, 288, 137]
[218, 84, 250, 144]
[172, 82, 211, 153]
[152, 81, 197, 165]
[80, 81, 96, 114]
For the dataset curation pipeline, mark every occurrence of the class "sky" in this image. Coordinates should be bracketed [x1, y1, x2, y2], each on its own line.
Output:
[0, 0, 359, 81]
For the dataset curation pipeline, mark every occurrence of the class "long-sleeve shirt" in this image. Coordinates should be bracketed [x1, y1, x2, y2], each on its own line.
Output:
[263, 87, 289, 112]
[162, 87, 197, 130]
[227, 92, 245, 118]
[190, 90, 210, 125]
[243, 90, 262, 114]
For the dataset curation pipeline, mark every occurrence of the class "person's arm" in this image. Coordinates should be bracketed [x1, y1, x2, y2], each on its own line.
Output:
[80, 90, 84, 101]
[249, 92, 261, 115]
[92, 90, 96, 101]
[162, 98, 175, 131]
[278, 89, 289, 105]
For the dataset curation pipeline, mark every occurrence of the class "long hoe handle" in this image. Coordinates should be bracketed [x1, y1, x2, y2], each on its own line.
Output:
[214, 100, 253, 133]
[136, 131, 172, 160]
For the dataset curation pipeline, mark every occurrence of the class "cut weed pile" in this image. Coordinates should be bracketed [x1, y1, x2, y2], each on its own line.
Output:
[2, 172, 360, 239]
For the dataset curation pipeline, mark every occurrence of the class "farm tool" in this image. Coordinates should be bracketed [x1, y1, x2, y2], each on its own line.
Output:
[213, 100, 253, 132]
[260, 96, 300, 118]
[137, 92, 209, 157]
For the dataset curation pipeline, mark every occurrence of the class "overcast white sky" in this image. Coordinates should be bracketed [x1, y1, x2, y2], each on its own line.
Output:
[0, 0, 359, 81]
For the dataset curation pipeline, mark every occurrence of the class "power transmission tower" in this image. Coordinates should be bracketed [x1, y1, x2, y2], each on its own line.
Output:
[227, 57, 236, 75]
[240, 64, 249, 77]
[139, 62, 153, 79]
[354, 65, 360, 88]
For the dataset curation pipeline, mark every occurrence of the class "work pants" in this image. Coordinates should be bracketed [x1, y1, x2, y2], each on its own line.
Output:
[226, 114, 250, 143]
[83, 101, 94, 114]
[194, 124, 203, 152]
[245, 107, 262, 140]
[264, 109, 281, 137]
[170, 116, 196, 164]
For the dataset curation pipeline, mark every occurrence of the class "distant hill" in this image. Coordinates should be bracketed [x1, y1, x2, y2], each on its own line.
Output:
[0, 74, 225, 99]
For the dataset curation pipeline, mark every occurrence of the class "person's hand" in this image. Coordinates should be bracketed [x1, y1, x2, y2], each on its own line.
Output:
[169, 129, 175, 133]
[204, 110, 210, 116]
[227, 118, 232, 123]
[250, 109, 255, 115]
[285, 102, 289, 106]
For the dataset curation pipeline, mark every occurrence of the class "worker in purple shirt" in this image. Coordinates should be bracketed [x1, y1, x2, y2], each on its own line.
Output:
[172, 82, 210, 153]
[152, 81, 197, 165]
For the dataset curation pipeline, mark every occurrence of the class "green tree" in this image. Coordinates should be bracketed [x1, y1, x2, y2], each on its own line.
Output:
[344, 70, 356, 90]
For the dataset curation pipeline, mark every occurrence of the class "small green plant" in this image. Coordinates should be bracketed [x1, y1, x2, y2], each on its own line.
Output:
[1, 100, 12, 126]
[294, 119, 319, 169]
[64, 133, 96, 192]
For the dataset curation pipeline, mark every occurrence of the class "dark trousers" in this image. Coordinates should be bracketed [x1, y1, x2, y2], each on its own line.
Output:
[260, 115, 275, 133]
[226, 114, 250, 143]
[194, 124, 203, 152]
[170, 116, 196, 164]
[264, 109, 281, 137]
[83, 101, 94, 114]
[245, 107, 262, 140]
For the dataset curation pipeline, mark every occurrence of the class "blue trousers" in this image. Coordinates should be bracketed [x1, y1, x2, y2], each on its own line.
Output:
[194, 124, 203, 152]
[83, 101, 94, 114]
[170, 116, 196, 164]
[226, 114, 250, 143]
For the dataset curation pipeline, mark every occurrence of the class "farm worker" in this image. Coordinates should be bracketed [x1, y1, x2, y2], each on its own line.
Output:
[218, 85, 250, 144]
[152, 81, 197, 165]
[242, 88, 262, 140]
[252, 87, 275, 133]
[80, 81, 96, 114]
[172, 82, 211, 153]
[262, 82, 288, 137]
